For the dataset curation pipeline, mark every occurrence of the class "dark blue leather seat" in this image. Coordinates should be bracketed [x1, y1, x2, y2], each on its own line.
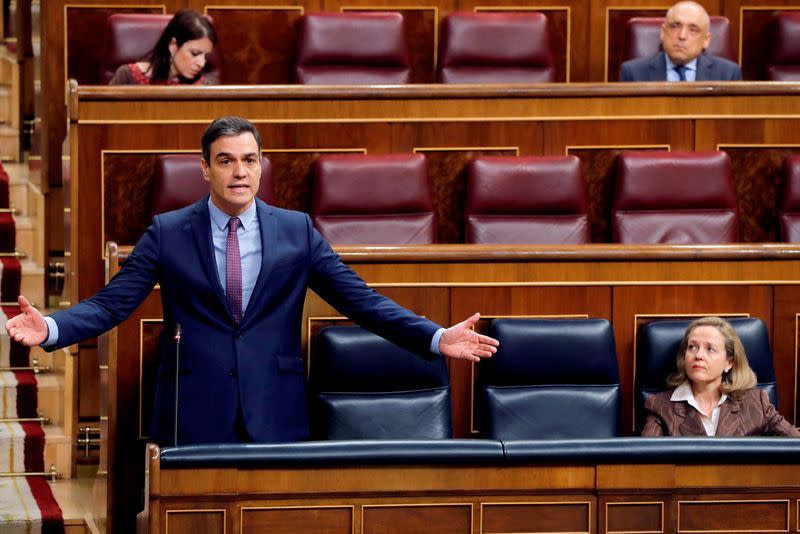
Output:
[636, 318, 777, 430]
[480, 318, 621, 439]
[310, 326, 452, 439]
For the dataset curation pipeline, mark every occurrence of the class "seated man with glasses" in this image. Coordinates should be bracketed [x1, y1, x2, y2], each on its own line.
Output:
[620, 1, 742, 82]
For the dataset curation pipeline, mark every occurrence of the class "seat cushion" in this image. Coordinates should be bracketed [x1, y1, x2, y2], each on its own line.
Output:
[438, 12, 554, 83]
[295, 12, 410, 84]
[465, 156, 589, 244]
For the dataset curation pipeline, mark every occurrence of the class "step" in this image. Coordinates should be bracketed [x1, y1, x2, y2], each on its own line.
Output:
[37, 372, 64, 428]
[49, 476, 93, 534]
[0, 124, 18, 161]
[0, 87, 11, 124]
[30, 345, 67, 375]
[44, 424, 72, 480]
[19, 259, 44, 307]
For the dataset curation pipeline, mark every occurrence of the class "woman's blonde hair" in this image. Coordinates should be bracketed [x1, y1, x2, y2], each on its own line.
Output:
[667, 316, 757, 400]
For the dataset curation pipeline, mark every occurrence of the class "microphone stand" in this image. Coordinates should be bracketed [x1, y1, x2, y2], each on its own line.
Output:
[173, 324, 182, 447]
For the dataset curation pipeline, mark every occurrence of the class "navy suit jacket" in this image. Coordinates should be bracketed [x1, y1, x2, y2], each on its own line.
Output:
[49, 197, 441, 444]
[619, 52, 743, 82]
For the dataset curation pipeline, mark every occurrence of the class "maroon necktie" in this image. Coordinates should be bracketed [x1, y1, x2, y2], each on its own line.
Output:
[226, 217, 242, 323]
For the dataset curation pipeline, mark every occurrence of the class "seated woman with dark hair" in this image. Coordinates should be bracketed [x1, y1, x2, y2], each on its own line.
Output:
[642, 316, 799, 437]
[110, 9, 217, 85]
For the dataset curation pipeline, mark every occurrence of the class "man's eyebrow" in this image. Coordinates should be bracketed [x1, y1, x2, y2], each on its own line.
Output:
[214, 152, 258, 159]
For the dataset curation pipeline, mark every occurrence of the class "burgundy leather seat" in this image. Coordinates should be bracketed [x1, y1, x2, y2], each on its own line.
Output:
[151, 154, 275, 216]
[438, 12, 554, 83]
[102, 13, 220, 84]
[621, 16, 734, 65]
[312, 154, 435, 244]
[767, 11, 800, 81]
[294, 12, 411, 84]
[612, 151, 738, 244]
[465, 156, 589, 244]
[779, 156, 800, 241]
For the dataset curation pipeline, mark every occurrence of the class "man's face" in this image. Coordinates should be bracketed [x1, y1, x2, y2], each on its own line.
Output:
[660, 2, 711, 66]
[201, 132, 261, 216]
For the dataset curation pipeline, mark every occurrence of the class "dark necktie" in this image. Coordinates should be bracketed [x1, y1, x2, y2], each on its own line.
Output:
[226, 217, 242, 323]
[674, 65, 687, 81]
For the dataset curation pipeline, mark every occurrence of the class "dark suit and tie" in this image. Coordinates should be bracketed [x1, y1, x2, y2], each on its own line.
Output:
[6, 117, 499, 445]
[620, 51, 742, 81]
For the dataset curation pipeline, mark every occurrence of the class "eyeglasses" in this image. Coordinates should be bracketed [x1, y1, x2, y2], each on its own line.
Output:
[664, 21, 705, 37]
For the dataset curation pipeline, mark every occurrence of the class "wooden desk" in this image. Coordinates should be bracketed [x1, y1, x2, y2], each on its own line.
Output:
[100, 242, 800, 533]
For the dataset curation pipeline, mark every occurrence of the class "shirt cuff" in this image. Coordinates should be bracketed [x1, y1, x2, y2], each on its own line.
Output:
[430, 327, 446, 356]
[42, 316, 59, 347]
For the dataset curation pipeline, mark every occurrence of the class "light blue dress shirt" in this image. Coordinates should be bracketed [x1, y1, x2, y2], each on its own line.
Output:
[44, 198, 444, 353]
[665, 54, 698, 81]
[208, 199, 261, 314]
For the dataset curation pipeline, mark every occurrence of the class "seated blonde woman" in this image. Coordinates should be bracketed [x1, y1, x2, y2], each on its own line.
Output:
[642, 316, 799, 437]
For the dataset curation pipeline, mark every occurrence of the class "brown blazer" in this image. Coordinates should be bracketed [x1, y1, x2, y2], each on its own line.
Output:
[642, 388, 800, 437]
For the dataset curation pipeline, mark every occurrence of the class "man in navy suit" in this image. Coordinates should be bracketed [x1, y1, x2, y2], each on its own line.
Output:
[619, 1, 742, 82]
[6, 116, 499, 445]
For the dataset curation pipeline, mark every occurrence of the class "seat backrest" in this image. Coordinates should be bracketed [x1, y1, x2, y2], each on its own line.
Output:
[612, 151, 738, 244]
[438, 12, 554, 83]
[150, 154, 275, 216]
[621, 16, 734, 64]
[465, 156, 589, 244]
[295, 12, 411, 84]
[780, 155, 800, 241]
[309, 325, 452, 439]
[312, 154, 435, 244]
[636, 317, 777, 430]
[480, 318, 620, 439]
[767, 11, 800, 81]
[102, 13, 220, 84]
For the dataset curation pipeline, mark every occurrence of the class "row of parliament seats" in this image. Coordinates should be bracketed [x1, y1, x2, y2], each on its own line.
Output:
[310, 317, 777, 439]
[104, 10, 800, 84]
[149, 152, 800, 245]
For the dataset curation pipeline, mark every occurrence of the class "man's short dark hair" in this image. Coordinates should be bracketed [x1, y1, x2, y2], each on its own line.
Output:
[201, 116, 262, 162]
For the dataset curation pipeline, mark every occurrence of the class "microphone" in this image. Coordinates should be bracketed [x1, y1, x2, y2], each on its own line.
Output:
[173, 323, 182, 447]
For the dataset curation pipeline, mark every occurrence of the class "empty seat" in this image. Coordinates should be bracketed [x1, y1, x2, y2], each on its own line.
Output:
[294, 12, 411, 84]
[151, 154, 275, 215]
[465, 156, 589, 244]
[622, 15, 734, 66]
[480, 318, 621, 439]
[767, 11, 800, 81]
[438, 12, 554, 83]
[612, 151, 738, 244]
[311, 154, 435, 244]
[636, 317, 777, 430]
[309, 325, 452, 439]
[779, 155, 800, 241]
[101, 13, 220, 84]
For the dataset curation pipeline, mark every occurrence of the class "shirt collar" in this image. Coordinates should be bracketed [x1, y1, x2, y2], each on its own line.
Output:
[671, 380, 728, 407]
[665, 54, 699, 73]
[208, 198, 257, 231]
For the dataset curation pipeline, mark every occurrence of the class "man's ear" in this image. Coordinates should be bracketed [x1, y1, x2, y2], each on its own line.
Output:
[200, 158, 210, 182]
[702, 31, 711, 51]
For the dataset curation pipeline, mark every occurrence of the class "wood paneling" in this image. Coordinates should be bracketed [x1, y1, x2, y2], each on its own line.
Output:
[363, 504, 471, 534]
[241, 506, 353, 534]
[481, 502, 592, 533]
[677, 499, 789, 532]
[164, 509, 225, 534]
[604, 501, 664, 533]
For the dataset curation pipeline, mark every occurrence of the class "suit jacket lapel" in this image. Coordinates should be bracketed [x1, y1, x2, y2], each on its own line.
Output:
[241, 199, 276, 327]
[715, 398, 743, 436]
[674, 401, 708, 436]
[649, 53, 668, 81]
[695, 53, 712, 81]
[190, 197, 231, 319]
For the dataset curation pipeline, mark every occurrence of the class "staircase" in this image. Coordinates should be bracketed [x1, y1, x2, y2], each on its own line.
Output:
[0, 1, 93, 531]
